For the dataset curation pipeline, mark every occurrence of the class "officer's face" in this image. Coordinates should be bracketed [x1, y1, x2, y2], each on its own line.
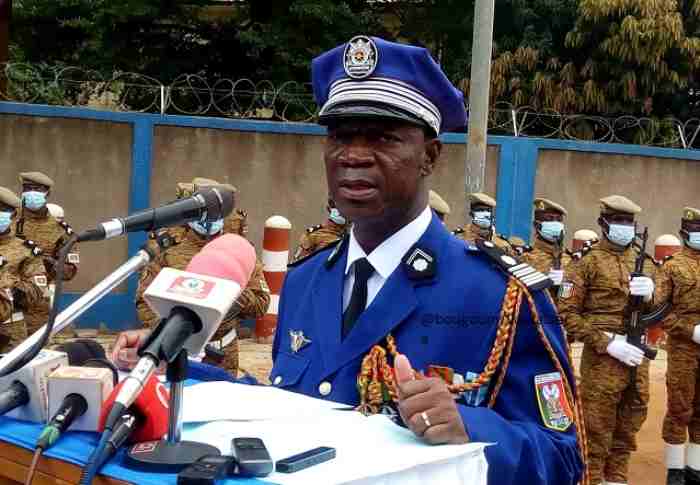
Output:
[324, 119, 440, 223]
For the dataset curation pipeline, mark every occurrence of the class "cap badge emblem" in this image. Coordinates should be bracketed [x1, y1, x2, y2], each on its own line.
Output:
[344, 35, 378, 79]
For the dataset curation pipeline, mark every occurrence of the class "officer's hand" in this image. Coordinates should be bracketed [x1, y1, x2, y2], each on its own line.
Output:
[629, 276, 654, 302]
[395, 354, 468, 445]
[606, 339, 644, 366]
[548, 269, 564, 286]
[110, 329, 151, 371]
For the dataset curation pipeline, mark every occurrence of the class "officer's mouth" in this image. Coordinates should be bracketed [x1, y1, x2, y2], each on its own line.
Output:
[337, 179, 379, 202]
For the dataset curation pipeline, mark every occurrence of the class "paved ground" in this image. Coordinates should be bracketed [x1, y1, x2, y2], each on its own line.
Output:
[62, 330, 667, 483]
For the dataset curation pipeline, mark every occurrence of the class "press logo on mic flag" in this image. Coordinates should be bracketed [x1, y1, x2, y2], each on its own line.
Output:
[167, 277, 215, 300]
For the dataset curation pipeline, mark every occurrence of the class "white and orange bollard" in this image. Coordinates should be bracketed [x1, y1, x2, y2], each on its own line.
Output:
[647, 234, 682, 346]
[573, 229, 599, 251]
[256, 216, 292, 344]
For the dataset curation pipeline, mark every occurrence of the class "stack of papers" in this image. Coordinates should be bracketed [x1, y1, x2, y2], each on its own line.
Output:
[180, 382, 489, 485]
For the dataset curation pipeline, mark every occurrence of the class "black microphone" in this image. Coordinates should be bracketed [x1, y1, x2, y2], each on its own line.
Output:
[77, 188, 235, 242]
[0, 381, 29, 415]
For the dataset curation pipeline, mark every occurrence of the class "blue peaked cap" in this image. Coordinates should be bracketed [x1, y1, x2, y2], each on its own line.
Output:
[312, 36, 467, 135]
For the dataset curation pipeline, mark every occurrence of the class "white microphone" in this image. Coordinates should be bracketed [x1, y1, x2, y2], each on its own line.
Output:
[47, 366, 115, 432]
[0, 349, 68, 422]
[104, 234, 257, 430]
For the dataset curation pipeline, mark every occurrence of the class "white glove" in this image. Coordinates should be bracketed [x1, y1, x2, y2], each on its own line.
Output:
[693, 325, 700, 345]
[606, 339, 644, 367]
[548, 269, 564, 286]
[629, 276, 654, 302]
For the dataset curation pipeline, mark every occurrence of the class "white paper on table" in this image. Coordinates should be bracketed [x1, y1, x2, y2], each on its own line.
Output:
[181, 382, 345, 423]
[182, 411, 489, 485]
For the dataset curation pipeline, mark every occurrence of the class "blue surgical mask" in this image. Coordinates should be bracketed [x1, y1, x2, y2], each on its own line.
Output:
[22, 191, 47, 211]
[189, 219, 224, 236]
[0, 212, 12, 233]
[472, 211, 492, 229]
[607, 223, 635, 247]
[329, 208, 346, 225]
[687, 232, 700, 251]
[539, 221, 564, 242]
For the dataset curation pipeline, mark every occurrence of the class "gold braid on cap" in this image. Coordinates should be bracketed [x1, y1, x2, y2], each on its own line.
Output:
[354, 278, 589, 484]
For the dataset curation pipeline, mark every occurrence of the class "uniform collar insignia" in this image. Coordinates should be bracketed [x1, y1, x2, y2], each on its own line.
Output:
[289, 330, 311, 353]
[402, 245, 436, 280]
[324, 233, 349, 268]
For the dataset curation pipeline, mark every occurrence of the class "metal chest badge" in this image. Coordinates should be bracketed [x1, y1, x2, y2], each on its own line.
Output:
[344, 35, 379, 79]
[534, 372, 573, 431]
[289, 330, 311, 354]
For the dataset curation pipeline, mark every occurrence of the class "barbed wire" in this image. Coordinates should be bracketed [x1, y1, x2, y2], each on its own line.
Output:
[1, 62, 698, 149]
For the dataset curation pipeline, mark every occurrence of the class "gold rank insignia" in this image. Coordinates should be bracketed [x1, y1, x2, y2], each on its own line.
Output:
[536, 201, 546, 211]
[686, 209, 695, 221]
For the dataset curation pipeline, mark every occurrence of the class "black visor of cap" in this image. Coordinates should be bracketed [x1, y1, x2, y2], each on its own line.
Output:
[319, 101, 433, 133]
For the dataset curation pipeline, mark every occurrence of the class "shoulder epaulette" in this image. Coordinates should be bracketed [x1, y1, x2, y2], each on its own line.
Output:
[663, 254, 675, 263]
[59, 221, 74, 235]
[306, 224, 322, 234]
[235, 209, 248, 218]
[23, 239, 42, 256]
[472, 239, 552, 291]
[288, 237, 343, 268]
[570, 244, 595, 261]
[645, 252, 662, 266]
[452, 227, 465, 235]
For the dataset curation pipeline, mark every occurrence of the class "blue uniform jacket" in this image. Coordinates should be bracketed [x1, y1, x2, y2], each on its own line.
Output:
[270, 214, 583, 484]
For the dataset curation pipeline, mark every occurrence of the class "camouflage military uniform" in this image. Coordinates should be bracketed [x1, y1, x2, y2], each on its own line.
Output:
[452, 225, 513, 252]
[656, 246, 700, 445]
[18, 208, 79, 334]
[522, 238, 572, 302]
[0, 187, 50, 351]
[559, 237, 657, 483]
[135, 226, 270, 375]
[293, 220, 347, 261]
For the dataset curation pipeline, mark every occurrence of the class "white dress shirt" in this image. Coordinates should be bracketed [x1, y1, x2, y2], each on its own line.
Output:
[343, 205, 432, 312]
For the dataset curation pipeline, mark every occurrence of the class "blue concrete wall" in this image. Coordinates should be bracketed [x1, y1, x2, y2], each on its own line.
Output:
[2, 101, 699, 329]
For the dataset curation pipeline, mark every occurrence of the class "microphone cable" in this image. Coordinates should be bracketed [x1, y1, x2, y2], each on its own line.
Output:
[79, 411, 137, 485]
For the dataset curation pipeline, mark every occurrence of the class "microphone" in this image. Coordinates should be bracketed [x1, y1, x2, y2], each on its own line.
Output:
[46, 366, 114, 432]
[103, 235, 256, 430]
[0, 349, 68, 422]
[77, 188, 235, 242]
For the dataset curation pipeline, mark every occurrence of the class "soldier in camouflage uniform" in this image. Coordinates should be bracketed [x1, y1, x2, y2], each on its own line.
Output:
[293, 198, 348, 261]
[452, 192, 512, 253]
[0, 187, 50, 351]
[16, 172, 79, 335]
[135, 180, 270, 376]
[655, 207, 700, 485]
[428, 190, 450, 224]
[559, 195, 658, 485]
[521, 198, 572, 301]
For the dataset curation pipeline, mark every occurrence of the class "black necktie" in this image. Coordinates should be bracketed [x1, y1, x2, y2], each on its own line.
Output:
[342, 258, 375, 338]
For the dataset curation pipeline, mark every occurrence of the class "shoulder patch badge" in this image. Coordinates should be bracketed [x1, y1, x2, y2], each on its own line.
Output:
[535, 372, 573, 432]
[558, 281, 574, 299]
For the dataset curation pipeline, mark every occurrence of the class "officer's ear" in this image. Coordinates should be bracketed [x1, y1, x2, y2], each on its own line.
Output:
[423, 135, 442, 177]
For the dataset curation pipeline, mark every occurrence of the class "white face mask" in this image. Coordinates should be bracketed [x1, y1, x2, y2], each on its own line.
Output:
[607, 223, 635, 247]
[329, 208, 346, 225]
[687, 232, 700, 250]
[472, 211, 492, 229]
[538, 221, 564, 242]
[189, 219, 224, 236]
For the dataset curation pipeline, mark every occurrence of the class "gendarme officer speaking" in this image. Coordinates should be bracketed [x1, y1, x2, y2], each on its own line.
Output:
[270, 36, 584, 484]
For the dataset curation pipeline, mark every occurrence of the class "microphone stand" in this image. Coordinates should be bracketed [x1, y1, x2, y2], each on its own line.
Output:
[0, 247, 155, 375]
[126, 350, 218, 471]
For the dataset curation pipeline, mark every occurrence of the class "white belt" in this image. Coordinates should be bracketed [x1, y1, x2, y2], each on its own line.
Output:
[2, 312, 24, 325]
[209, 328, 238, 350]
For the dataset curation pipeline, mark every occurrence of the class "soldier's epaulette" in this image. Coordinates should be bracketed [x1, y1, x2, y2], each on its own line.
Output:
[306, 224, 323, 234]
[662, 254, 674, 263]
[58, 221, 74, 236]
[645, 252, 662, 266]
[23, 239, 42, 256]
[288, 236, 345, 268]
[235, 209, 248, 218]
[451, 227, 465, 235]
[471, 239, 552, 291]
[570, 244, 594, 261]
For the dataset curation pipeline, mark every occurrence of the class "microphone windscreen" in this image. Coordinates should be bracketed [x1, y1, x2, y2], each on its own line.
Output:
[55, 339, 106, 366]
[99, 374, 169, 443]
[186, 234, 256, 288]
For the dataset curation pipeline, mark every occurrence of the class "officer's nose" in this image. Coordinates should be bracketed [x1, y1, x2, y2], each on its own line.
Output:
[340, 136, 374, 168]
